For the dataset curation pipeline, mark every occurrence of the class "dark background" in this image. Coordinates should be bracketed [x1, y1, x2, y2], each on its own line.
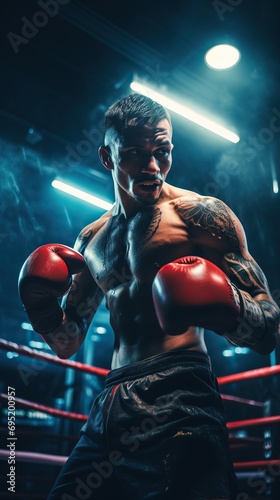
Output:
[0, 1, 280, 498]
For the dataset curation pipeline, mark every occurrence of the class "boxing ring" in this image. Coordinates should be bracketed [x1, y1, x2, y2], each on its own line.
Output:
[1, 338, 280, 498]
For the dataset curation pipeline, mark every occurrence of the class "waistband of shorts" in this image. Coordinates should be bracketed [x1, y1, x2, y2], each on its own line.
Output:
[105, 349, 212, 387]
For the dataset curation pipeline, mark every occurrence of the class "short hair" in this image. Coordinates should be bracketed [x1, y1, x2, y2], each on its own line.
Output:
[104, 93, 172, 145]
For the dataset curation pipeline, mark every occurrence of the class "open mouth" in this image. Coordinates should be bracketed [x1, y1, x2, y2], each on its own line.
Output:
[137, 180, 161, 192]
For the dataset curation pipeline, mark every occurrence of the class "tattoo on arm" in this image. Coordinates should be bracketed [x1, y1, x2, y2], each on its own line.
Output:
[224, 252, 269, 295]
[224, 252, 280, 346]
[65, 285, 104, 337]
[66, 280, 80, 306]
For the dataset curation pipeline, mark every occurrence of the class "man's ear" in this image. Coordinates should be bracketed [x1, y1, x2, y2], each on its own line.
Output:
[98, 146, 113, 170]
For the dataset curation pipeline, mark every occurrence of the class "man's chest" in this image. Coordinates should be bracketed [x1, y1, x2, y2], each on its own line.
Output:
[84, 205, 195, 289]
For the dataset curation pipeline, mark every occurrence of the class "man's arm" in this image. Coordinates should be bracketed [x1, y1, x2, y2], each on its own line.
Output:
[18, 224, 104, 359]
[42, 225, 105, 359]
[223, 251, 279, 354]
[174, 195, 280, 354]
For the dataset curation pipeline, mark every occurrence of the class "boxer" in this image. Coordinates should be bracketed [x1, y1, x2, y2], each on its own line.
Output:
[19, 93, 279, 499]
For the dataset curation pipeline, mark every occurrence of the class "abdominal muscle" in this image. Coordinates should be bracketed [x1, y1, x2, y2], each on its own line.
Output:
[106, 278, 208, 369]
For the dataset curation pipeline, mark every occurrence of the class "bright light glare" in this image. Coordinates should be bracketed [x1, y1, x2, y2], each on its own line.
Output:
[234, 347, 250, 355]
[6, 352, 19, 359]
[29, 340, 46, 349]
[52, 180, 113, 211]
[222, 349, 234, 357]
[273, 179, 279, 194]
[96, 326, 107, 334]
[130, 81, 240, 143]
[21, 322, 33, 331]
[205, 44, 241, 70]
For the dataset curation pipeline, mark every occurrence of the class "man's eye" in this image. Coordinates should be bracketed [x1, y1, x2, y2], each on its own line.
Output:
[123, 149, 139, 156]
[156, 148, 170, 156]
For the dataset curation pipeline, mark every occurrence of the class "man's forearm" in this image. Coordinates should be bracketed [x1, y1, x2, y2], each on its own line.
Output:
[41, 312, 87, 359]
[225, 290, 280, 354]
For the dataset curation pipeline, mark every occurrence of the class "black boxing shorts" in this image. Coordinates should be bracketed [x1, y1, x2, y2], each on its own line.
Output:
[48, 349, 239, 500]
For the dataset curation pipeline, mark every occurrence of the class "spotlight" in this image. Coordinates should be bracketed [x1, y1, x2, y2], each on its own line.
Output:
[205, 44, 241, 70]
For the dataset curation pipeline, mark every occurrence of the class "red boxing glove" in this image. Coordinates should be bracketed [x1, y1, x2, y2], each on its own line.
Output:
[152, 256, 241, 335]
[18, 244, 86, 334]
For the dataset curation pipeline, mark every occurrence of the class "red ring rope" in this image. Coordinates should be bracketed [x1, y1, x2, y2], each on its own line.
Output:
[0, 393, 87, 421]
[1, 393, 279, 429]
[0, 338, 109, 376]
[227, 415, 280, 429]
[234, 459, 280, 469]
[1, 449, 279, 471]
[218, 364, 280, 385]
[1, 338, 279, 385]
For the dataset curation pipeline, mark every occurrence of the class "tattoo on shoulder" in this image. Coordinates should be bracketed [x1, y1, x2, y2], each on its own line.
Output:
[174, 198, 239, 249]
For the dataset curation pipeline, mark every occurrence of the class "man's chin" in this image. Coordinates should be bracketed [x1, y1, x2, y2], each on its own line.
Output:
[133, 185, 162, 206]
[134, 193, 160, 206]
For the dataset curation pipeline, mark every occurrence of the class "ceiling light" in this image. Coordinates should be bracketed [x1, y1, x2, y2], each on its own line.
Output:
[52, 180, 113, 210]
[205, 44, 241, 70]
[130, 81, 239, 143]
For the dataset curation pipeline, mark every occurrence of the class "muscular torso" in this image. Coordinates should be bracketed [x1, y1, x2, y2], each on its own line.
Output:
[82, 186, 235, 368]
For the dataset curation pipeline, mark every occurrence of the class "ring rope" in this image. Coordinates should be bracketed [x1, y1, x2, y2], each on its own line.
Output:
[221, 394, 263, 407]
[0, 393, 87, 421]
[0, 338, 109, 377]
[0, 449, 67, 466]
[1, 393, 279, 429]
[1, 449, 279, 471]
[234, 459, 280, 469]
[217, 364, 280, 385]
[1, 338, 279, 385]
[227, 415, 280, 429]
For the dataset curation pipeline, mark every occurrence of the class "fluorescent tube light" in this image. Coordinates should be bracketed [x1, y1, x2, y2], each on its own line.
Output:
[130, 81, 240, 143]
[52, 180, 113, 210]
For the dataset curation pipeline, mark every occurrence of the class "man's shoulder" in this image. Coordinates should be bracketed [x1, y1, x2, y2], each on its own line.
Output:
[84, 210, 112, 234]
[167, 185, 227, 210]
[75, 210, 113, 252]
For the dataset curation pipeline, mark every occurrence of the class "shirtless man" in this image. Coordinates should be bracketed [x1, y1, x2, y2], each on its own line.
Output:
[19, 93, 280, 499]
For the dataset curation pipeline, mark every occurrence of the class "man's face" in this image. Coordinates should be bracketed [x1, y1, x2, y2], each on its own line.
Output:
[109, 119, 173, 207]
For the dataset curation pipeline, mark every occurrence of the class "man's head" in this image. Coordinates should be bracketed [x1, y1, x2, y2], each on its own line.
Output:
[99, 93, 173, 212]
[103, 93, 172, 146]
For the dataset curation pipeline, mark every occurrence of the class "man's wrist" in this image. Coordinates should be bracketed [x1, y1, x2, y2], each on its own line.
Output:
[225, 289, 267, 346]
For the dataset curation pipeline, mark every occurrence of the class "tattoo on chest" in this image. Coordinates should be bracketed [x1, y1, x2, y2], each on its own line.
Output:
[77, 228, 93, 254]
[175, 198, 239, 249]
[131, 208, 162, 246]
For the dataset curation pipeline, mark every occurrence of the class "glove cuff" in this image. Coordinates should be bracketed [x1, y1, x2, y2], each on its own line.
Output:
[24, 300, 63, 334]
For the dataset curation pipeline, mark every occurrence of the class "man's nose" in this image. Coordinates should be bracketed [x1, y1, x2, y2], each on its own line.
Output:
[141, 155, 160, 174]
